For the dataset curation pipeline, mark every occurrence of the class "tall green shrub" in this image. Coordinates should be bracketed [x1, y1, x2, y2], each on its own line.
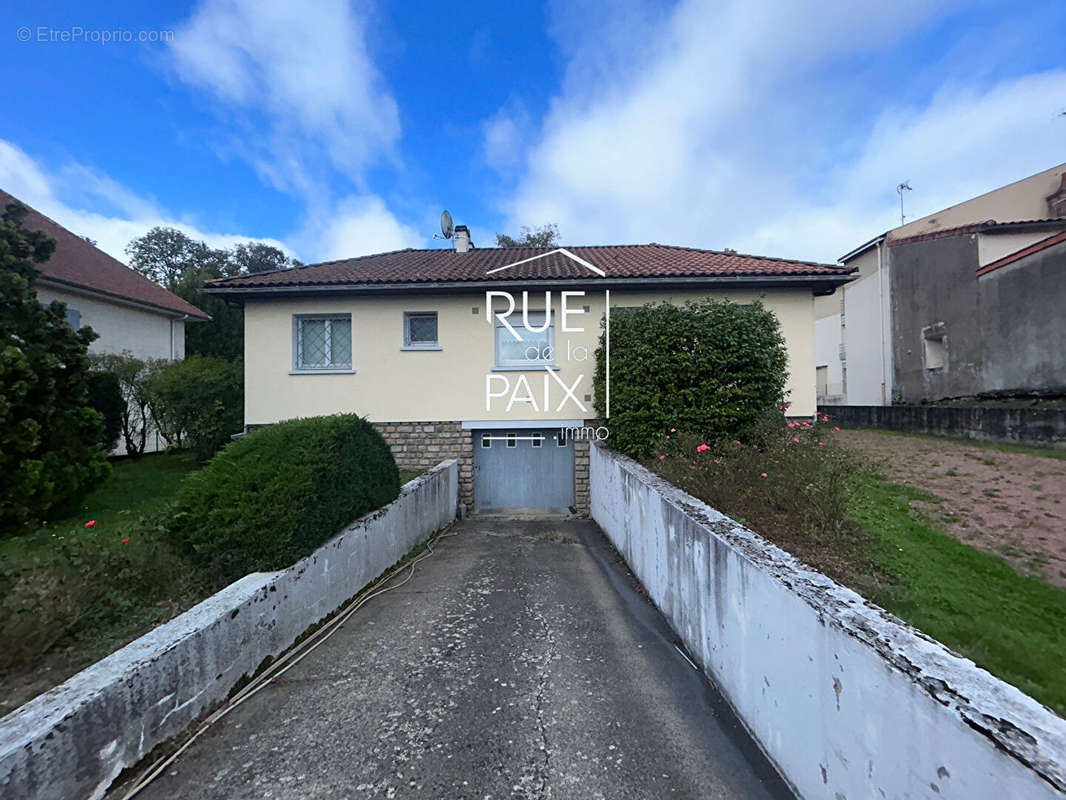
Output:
[593, 299, 788, 458]
[0, 202, 109, 532]
[148, 356, 243, 460]
[167, 415, 400, 581]
[86, 371, 125, 451]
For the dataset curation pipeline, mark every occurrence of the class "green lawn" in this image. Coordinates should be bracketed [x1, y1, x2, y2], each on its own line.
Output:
[851, 476, 1066, 716]
[6, 450, 201, 551]
[1, 451, 204, 712]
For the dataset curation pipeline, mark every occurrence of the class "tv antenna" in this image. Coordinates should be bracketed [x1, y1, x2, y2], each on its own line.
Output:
[896, 181, 912, 225]
[434, 210, 454, 242]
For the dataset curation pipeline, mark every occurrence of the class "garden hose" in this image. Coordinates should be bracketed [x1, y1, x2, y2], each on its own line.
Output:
[120, 524, 459, 800]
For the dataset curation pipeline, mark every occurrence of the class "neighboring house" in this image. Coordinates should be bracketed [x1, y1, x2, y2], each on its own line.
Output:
[206, 236, 851, 512]
[2, 189, 210, 452]
[815, 163, 1066, 406]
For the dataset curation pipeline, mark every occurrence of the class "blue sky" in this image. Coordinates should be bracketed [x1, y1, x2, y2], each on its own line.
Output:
[2, 0, 1065, 266]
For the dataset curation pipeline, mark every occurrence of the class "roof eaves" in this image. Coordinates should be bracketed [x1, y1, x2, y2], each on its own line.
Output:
[204, 272, 854, 297]
[38, 276, 212, 321]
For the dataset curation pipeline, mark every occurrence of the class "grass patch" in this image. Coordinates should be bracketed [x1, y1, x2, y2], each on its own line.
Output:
[651, 420, 1066, 717]
[850, 477, 1066, 715]
[0, 452, 207, 713]
[853, 427, 1066, 461]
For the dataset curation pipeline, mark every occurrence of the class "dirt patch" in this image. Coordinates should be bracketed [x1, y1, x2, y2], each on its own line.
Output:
[839, 430, 1066, 589]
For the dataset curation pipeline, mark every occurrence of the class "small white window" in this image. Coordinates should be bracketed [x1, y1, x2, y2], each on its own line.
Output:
[531, 433, 543, 448]
[924, 336, 947, 370]
[482, 433, 492, 448]
[404, 312, 439, 348]
[495, 310, 554, 368]
[506, 432, 517, 448]
[294, 315, 351, 370]
[556, 432, 568, 447]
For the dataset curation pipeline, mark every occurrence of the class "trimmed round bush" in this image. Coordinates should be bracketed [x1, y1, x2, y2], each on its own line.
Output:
[167, 414, 400, 582]
[592, 299, 789, 459]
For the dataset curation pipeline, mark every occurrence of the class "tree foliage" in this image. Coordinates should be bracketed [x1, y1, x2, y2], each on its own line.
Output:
[125, 228, 300, 360]
[1, 202, 109, 532]
[593, 299, 789, 459]
[495, 223, 560, 248]
[148, 356, 244, 460]
[91, 352, 163, 457]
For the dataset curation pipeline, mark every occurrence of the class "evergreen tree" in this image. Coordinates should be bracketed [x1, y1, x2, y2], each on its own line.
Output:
[0, 202, 109, 532]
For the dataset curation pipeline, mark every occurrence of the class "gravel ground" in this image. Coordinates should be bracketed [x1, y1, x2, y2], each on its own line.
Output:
[839, 429, 1066, 588]
[115, 518, 793, 800]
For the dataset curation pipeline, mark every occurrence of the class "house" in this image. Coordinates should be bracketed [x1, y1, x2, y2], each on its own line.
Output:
[205, 233, 852, 512]
[815, 163, 1066, 405]
[2, 189, 210, 451]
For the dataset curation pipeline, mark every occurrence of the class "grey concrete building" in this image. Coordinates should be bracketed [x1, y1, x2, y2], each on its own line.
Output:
[889, 221, 1066, 402]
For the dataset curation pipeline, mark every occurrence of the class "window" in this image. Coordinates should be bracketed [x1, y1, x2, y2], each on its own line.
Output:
[294, 315, 352, 371]
[495, 310, 554, 368]
[65, 308, 81, 330]
[924, 336, 947, 370]
[482, 433, 492, 448]
[531, 432, 543, 447]
[506, 432, 517, 448]
[403, 312, 439, 349]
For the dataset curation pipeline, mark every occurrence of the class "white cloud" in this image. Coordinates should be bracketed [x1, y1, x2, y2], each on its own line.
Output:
[500, 0, 1066, 262]
[0, 139, 291, 263]
[170, 0, 400, 194]
[312, 195, 424, 261]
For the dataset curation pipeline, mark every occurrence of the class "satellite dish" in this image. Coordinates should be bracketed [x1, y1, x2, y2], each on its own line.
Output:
[440, 210, 454, 239]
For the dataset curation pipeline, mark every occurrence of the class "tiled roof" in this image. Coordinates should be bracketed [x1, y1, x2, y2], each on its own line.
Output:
[888, 218, 1066, 248]
[206, 244, 850, 291]
[1, 189, 210, 320]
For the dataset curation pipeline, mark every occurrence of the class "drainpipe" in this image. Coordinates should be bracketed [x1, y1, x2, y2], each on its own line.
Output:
[877, 241, 887, 405]
[171, 314, 189, 360]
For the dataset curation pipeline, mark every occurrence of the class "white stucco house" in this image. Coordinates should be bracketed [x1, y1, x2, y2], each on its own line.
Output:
[205, 231, 852, 513]
[3, 188, 210, 452]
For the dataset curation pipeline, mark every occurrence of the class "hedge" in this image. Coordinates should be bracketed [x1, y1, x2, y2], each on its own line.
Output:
[167, 414, 400, 582]
[593, 299, 788, 458]
[148, 356, 243, 460]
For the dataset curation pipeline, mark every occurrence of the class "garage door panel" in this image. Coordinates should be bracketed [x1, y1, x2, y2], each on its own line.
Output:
[473, 429, 574, 511]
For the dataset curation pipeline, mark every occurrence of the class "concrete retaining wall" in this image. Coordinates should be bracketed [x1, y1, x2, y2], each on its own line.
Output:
[822, 404, 1066, 448]
[0, 460, 458, 800]
[589, 444, 1066, 799]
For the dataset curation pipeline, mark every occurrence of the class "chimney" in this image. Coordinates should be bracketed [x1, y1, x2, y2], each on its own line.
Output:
[1047, 173, 1066, 219]
[454, 225, 472, 253]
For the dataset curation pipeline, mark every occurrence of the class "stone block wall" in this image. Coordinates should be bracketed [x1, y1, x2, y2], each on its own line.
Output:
[375, 421, 474, 508]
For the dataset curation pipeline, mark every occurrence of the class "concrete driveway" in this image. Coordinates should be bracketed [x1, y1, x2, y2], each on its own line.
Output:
[124, 518, 793, 799]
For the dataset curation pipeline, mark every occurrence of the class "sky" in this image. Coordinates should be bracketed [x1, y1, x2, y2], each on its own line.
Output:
[2, 0, 1065, 267]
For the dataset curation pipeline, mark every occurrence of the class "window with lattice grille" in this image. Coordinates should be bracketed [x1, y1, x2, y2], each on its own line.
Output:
[403, 312, 439, 348]
[294, 315, 352, 370]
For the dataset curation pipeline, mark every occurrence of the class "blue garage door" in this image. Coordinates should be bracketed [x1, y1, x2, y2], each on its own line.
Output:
[473, 429, 574, 511]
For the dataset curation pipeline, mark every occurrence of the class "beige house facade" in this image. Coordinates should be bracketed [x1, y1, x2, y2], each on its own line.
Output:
[209, 242, 851, 512]
[816, 162, 1066, 406]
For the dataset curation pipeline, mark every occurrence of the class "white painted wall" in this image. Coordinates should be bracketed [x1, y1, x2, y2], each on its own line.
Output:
[590, 445, 1066, 800]
[814, 313, 844, 402]
[35, 284, 186, 454]
[0, 461, 459, 800]
[813, 245, 892, 406]
[977, 230, 1057, 268]
[35, 284, 184, 361]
